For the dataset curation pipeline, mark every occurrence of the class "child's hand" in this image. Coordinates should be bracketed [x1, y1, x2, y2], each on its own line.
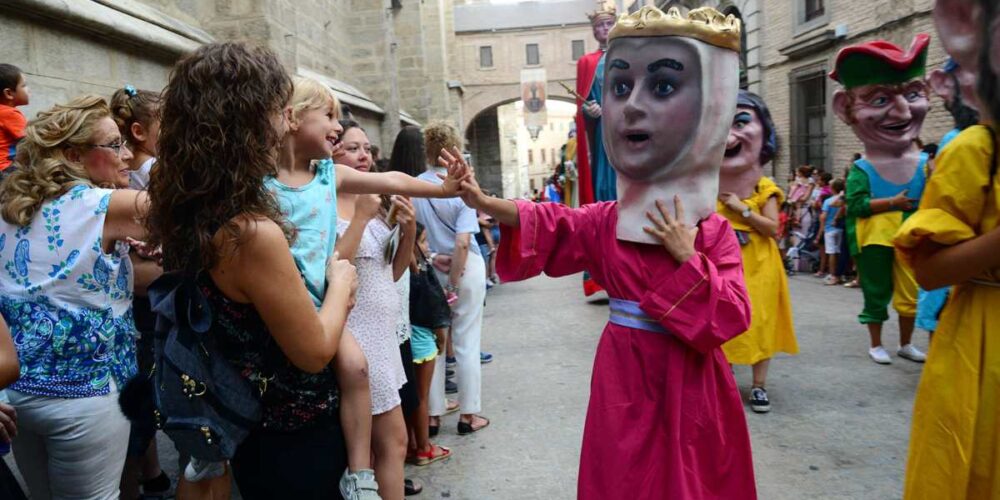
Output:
[326, 251, 358, 308]
[643, 196, 698, 264]
[437, 146, 472, 196]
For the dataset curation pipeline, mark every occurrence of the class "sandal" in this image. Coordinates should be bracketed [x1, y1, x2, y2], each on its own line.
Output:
[404, 478, 423, 496]
[457, 415, 490, 435]
[411, 444, 452, 466]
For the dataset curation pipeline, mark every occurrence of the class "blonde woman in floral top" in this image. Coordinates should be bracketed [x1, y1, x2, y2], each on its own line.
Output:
[0, 95, 149, 499]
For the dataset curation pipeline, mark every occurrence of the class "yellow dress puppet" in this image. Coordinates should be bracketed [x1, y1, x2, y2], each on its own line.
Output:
[717, 90, 798, 413]
[719, 177, 798, 365]
[895, 125, 1000, 499]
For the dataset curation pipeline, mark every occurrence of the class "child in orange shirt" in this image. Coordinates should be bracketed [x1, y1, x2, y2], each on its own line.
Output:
[0, 64, 29, 176]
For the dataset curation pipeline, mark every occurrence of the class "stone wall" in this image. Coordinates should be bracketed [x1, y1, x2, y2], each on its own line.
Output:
[1, 0, 211, 118]
[760, 0, 951, 179]
[1, 0, 439, 149]
[454, 25, 594, 135]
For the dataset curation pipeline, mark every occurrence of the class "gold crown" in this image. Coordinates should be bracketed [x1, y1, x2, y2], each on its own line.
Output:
[586, 0, 616, 22]
[608, 6, 742, 52]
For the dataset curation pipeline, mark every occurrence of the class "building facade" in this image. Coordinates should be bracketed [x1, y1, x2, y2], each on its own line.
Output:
[759, 0, 951, 179]
[1, 0, 464, 149]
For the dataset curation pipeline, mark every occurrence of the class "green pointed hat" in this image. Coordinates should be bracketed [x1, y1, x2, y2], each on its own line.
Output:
[829, 34, 930, 89]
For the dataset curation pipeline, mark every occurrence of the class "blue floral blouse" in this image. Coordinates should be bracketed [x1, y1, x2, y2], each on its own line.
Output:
[0, 185, 136, 398]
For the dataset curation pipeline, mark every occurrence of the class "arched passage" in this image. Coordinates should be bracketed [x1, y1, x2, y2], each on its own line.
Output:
[464, 92, 576, 198]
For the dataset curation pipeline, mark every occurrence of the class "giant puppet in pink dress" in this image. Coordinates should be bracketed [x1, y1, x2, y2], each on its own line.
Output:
[447, 7, 756, 499]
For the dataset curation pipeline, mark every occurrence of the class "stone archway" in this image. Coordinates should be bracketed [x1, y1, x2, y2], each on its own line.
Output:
[463, 89, 576, 197]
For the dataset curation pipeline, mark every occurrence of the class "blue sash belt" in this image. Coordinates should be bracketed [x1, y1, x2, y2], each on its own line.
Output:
[609, 298, 669, 334]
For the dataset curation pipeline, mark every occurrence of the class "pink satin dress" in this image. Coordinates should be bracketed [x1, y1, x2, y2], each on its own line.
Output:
[498, 200, 757, 500]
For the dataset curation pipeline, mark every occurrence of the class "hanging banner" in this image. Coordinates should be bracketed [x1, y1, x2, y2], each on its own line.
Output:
[520, 68, 548, 135]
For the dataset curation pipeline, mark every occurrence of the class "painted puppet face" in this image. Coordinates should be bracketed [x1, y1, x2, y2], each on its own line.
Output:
[592, 16, 616, 46]
[603, 37, 702, 181]
[843, 81, 929, 152]
[722, 106, 764, 175]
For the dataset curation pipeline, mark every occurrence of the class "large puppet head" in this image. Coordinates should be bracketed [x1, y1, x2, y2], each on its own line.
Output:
[588, 2, 617, 48]
[603, 6, 741, 243]
[933, 0, 982, 72]
[977, 0, 1000, 124]
[719, 90, 777, 199]
[930, 0, 998, 124]
[831, 35, 931, 158]
[928, 58, 981, 130]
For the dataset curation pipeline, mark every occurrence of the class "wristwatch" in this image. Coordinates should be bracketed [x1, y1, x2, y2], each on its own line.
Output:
[445, 283, 459, 294]
[741, 207, 752, 218]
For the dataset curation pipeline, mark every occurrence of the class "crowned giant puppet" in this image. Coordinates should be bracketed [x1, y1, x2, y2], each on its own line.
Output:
[449, 6, 757, 498]
[574, 1, 615, 207]
[830, 35, 931, 365]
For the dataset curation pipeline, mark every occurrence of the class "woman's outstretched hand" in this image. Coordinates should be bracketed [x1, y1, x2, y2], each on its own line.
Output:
[643, 196, 698, 264]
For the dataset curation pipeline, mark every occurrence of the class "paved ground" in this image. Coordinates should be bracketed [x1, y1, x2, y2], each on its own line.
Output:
[4, 271, 931, 499]
[406, 272, 930, 500]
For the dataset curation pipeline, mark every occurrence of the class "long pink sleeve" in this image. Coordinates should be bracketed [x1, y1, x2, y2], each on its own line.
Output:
[496, 200, 606, 282]
[638, 216, 751, 354]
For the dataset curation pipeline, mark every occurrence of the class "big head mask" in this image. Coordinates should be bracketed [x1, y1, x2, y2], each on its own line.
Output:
[830, 35, 931, 158]
[603, 6, 741, 244]
[719, 91, 778, 200]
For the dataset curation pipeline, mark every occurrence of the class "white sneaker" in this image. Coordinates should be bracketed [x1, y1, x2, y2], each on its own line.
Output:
[339, 469, 381, 500]
[868, 346, 892, 365]
[183, 458, 226, 482]
[897, 344, 927, 363]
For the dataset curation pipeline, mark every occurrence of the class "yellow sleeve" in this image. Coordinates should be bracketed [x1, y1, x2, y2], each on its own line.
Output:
[749, 177, 785, 211]
[895, 126, 994, 255]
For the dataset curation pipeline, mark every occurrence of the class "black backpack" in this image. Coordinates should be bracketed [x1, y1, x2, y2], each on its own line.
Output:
[145, 271, 265, 461]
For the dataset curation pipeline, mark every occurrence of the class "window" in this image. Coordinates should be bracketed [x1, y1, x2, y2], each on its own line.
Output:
[479, 46, 493, 68]
[526, 43, 540, 65]
[528, 149, 534, 163]
[541, 149, 546, 163]
[790, 69, 828, 171]
[571, 40, 585, 61]
[805, 0, 824, 21]
[551, 148, 556, 165]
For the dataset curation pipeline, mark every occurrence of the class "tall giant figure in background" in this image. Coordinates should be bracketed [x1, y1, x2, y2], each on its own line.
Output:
[576, 2, 615, 296]
[574, 2, 615, 208]
[831, 35, 930, 366]
[451, 7, 755, 498]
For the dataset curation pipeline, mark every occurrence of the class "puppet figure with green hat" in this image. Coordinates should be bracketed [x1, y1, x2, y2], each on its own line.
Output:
[830, 34, 930, 366]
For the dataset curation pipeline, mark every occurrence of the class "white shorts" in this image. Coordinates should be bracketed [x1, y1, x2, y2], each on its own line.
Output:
[824, 228, 843, 255]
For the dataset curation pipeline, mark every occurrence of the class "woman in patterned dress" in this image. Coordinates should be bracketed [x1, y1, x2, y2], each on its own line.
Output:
[335, 120, 418, 500]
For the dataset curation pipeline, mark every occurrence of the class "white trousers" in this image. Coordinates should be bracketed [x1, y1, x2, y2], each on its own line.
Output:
[7, 387, 130, 500]
[430, 251, 486, 416]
